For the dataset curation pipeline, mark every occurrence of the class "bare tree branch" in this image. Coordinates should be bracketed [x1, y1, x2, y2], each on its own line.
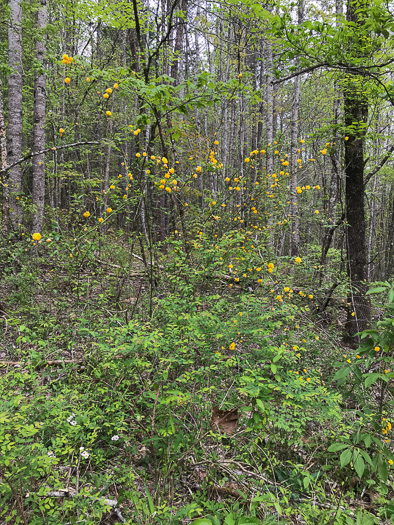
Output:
[364, 144, 394, 187]
[0, 141, 100, 175]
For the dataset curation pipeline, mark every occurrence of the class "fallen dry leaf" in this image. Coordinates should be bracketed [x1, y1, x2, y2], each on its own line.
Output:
[210, 406, 239, 435]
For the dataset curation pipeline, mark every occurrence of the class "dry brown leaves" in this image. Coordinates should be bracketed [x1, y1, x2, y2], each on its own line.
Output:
[210, 406, 240, 435]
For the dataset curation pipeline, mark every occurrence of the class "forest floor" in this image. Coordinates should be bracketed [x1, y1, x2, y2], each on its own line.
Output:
[0, 233, 393, 525]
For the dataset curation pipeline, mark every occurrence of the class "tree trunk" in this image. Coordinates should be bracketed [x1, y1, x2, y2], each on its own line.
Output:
[344, 0, 371, 337]
[289, 0, 304, 256]
[0, 77, 9, 235]
[32, 0, 48, 234]
[170, 0, 187, 81]
[7, 0, 23, 230]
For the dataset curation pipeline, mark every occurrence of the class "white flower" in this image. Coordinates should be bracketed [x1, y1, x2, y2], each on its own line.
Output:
[70, 420, 77, 426]
[81, 451, 89, 459]
[111, 435, 119, 441]
[47, 451, 55, 457]
[79, 447, 85, 451]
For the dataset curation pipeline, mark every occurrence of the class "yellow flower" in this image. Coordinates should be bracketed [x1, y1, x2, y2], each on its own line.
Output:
[59, 128, 64, 134]
[98, 217, 103, 223]
[375, 346, 380, 352]
[315, 210, 319, 215]
[83, 211, 90, 218]
[106, 88, 112, 94]
[214, 140, 219, 145]
[136, 153, 141, 157]
[345, 136, 349, 141]
[229, 342, 235, 350]
[308, 294, 313, 299]
[165, 187, 171, 193]
[110, 185, 115, 189]
[106, 207, 112, 213]
[86, 77, 90, 82]
[295, 257, 302, 264]
[46, 238, 51, 243]
[315, 185, 320, 190]
[64, 77, 70, 84]
[196, 166, 202, 172]
[106, 111, 112, 116]
[244, 158, 250, 163]
[32, 232, 41, 241]
[113, 83, 119, 89]
[276, 295, 283, 301]
[256, 267, 261, 272]
[389, 459, 393, 465]
[103, 93, 109, 99]
[162, 157, 168, 164]
[284, 287, 290, 292]
[320, 149, 327, 155]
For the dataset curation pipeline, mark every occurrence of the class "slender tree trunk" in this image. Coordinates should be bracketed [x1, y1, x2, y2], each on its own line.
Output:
[289, 0, 304, 256]
[0, 78, 9, 235]
[32, 0, 48, 234]
[265, 39, 274, 174]
[344, 0, 371, 336]
[7, 0, 23, 230]
[170, 0, 187, 81]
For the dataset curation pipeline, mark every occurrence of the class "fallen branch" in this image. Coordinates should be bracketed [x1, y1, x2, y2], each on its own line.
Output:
[0, 354, 132, 368]
[45, 490, 125, 523]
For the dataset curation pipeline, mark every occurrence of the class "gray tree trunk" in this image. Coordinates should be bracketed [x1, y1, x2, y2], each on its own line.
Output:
[7, 0, 23, 229]
[289, 0, 304, 256]
[32, 0, 48, 234]
[0, 78, 9, 235]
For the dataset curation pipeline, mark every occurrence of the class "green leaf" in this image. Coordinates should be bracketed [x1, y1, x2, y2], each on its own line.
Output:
[223, 514, 236, 525]
[378, 462, 388, 483]
[354, 453, 365, 478]
[364, 373, 381, 388]
[334, 367, 351, 380]
[328, 442, 349, 452]
[359, 449, 373, 466]
[271, 363, 277, 374]
[192, 520, 213, 525]
[366, 286, 388, 295]
[340, 448, 352, 468]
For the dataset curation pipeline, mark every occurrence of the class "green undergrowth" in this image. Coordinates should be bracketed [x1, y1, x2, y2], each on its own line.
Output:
[0, 236, 393, 524]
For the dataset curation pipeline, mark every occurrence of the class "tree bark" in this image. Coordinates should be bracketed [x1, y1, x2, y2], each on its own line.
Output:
[344, 0, 371, 336]
[170, 0, 187, 81]
[289, 0, 304, 256]
[32, 0, 48, 234]
[7, 0, 23, 230]
[0, 77, 9, 235]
